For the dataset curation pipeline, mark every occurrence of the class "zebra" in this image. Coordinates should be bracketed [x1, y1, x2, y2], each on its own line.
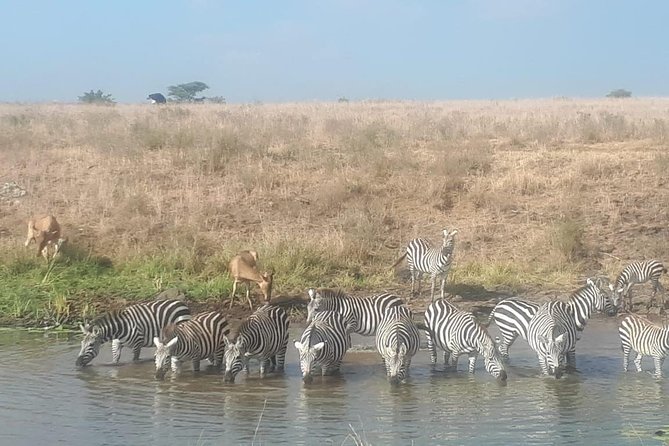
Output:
[527, 301, 577, 378]
[614, 260, 667, 312]
[76, 299, 191, 367]
[391, 228, 458, 301]
[153, 311, 230, 379]
[487, 278, 615, 362]
[424, 298, 507, 382]
[619, 314, 669, 378]
[294, 310, 354, 383]
[223, 304, 289, 383]
[375, 305, 421, 384]
[306, 288, 405, 336]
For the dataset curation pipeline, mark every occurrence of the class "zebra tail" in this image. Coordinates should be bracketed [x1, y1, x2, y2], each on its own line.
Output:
[482, 308, 496, 328]
[390, 252, 407, 270]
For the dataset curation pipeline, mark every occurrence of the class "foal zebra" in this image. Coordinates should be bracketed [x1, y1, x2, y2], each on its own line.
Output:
[424, 299, 507, 382]
[294, 311, 354, 383]
[392, 228, 458, 301]
[619, 315, 669, 378]
[306, 288, 405, 336]
[223, 304, 289, 382]
[487, 278, 614, 361]
[76, 299, 191, 367]
[527, 301, 577, 378]
[614, 260, 667, 311]
[153, 311, 230, 379]
[375, 305, 421, 384]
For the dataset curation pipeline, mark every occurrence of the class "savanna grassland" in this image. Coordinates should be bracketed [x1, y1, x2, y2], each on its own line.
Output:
[1, 99, 669, 326]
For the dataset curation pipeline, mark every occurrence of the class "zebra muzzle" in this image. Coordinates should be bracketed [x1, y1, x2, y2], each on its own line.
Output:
[75, 356, 88, 368]
[497, 370, 508, 382]
[224, 372, 235, 383]
[302, 373, 313, 384]
[155, 368, 167, 380]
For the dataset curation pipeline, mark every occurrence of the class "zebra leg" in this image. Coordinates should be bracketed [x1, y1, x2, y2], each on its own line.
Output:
[430, 275, 437, 302]
[622, 344, 630, 372]
[443, 350, 451, 367]
[449, 353, 460, 371]
[497, 332, 517, 362]
[111, 339, 123, 364]
[171, 357, 181, 374]
[467, 353, 477, 374]
[633, 352, 644, 373]
[192, 359, 201, 373]
[132, 344, 142, 361]
[653, 357, 664, 378]
[426, 331, 437, 366]
[275, 343, 287, 372]
[538, 354, 549, 376]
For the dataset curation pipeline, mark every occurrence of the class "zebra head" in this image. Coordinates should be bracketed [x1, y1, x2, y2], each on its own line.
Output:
[384, 344, 408, 385]
[153, 336, 178, 380]
[482, 340, 508, 383]
[538, 332, 567, 379]
[294, 340, 325, 384]
[76, 324, 103, 367]
[587, 278, 617, 316]
[223, 337, 248, 383]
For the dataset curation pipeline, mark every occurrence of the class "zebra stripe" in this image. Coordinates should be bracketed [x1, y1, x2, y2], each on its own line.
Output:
[615, 260, 667, 311]
[487, 278, 614, 361]
[396, 229, 458, 301]
[76, 299, 191, 367]
[619, 315, 669, 378]
[223, 304, 289, 382]
[425, 299, 507, 381]
[375, 305, 420, 384]
[306, 288, 405, 336]
[294, 311, 354, 383]
[527, 301, 577, 378]
[153, 311, 230, 379]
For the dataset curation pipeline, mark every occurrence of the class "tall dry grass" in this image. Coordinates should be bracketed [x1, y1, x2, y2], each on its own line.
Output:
[2, 98, 669, 320]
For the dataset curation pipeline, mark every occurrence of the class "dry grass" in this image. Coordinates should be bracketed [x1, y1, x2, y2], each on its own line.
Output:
[2, 98, 669, 314]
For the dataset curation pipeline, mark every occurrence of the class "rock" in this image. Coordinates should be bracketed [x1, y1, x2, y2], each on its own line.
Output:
[0, 182, 26, 201]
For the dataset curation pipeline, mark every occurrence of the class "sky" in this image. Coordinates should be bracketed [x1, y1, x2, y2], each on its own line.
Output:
[1, 0, 668, 103]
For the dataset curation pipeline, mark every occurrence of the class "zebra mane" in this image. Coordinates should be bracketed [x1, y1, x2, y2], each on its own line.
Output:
[88, 309, 126, 327]
[313, 288, 351, 300]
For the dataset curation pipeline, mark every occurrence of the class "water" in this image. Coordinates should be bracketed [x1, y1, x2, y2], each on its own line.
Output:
[0, 318, 668, 445]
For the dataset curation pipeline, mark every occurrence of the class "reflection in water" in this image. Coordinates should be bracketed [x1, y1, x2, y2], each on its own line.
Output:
[0, 320, 667, 446]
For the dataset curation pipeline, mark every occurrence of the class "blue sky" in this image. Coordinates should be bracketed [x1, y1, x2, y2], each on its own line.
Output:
[1, 0, 667, 103]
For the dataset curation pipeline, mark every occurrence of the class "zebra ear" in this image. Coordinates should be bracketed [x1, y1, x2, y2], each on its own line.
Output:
[153, 337, 162, 348]
[294, 341, 304, 350]
[313, 342, 325, 352]
[608, 283, 614, 291]
[223, 336, 231, 347]
[244, 352, 252, 357]
[80, 324, 88, 334]
[399, 344, 407, 356]
[586, 278, 595, 286]
[166, 337, 178, 349]
[307, 288, 317, 300]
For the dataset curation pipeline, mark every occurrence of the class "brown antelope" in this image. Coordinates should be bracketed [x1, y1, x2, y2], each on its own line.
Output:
[228, 250, 273, 309]
[25, 215, 64, 260]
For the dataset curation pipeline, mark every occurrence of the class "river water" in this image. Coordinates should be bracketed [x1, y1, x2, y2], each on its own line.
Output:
[0, 317, 667, 446]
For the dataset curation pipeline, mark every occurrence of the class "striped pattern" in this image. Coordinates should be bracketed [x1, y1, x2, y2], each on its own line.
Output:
[153, 311, 230, 379]
[306, 288, 405, 336]
[527, 301, 577, 378]
[487, 279, 614, 361]
[619, 315, 669, 378]
[425, 299, 507, 381]
[76, 299, 191, 367]
[615, 260, 667, 311]
[375, 305, 420, 384]
[294, 311, 354, 383]
[223, 304, 289, 382]
[400, 229, 458, 301]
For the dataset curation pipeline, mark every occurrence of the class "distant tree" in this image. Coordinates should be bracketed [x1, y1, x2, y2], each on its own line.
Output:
[606, 89, 632, 98]
[338, 96, 350, 103]
[167, 81, 209, 102]
[207, 96, 226, 104]
[78, 89, 115, 105]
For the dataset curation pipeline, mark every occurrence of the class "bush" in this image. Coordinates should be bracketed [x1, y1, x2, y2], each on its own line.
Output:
[606, 89, 632, 98]
[78, 89, 115, 105]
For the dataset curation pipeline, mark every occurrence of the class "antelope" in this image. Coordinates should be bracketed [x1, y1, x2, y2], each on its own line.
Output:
[25, 215, 64, 260]
[228, 250, 273, 309]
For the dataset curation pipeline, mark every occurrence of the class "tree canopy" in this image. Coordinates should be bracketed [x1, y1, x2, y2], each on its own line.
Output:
[78, 89, 115, 105]
[167, 81, 209, 102]
[606, 89, 632, 98]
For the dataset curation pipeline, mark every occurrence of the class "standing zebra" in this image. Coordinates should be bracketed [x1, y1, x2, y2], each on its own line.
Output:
[153, 311, 230, 379]
[424, 299, 507, 382]
[294, 310, 354, 383]
[614, 260, 667, 312]
[487, 278, 615, 362]
[619, 314, 669, 378]
[375, 305, 421, 384]
[391, 228, 458, 301]
[527, 301, 577, 378]
[306, 288, 405, 336]
[76, 299, 191, 367]
[223, 304, 289, 383]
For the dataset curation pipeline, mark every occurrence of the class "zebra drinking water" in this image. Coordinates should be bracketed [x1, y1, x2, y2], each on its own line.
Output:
[153, 311, 230, 379]
[375, 305, 420, 384]
[619, 314, 669, 378]
[223, 304, 289, 383]
[424, 298, 507, 382]
[487, 278, 615, 362]
[614, 260, 667, 312]
[76, 299, 191, 367]
[294, 311, 354, 383]
[527, 301, 577, 378]
[391, 228, 458, 301]
[306, 288, 405, 336]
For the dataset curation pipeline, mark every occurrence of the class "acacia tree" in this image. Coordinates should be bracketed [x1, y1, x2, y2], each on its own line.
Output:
[167, 81, 209, 102]
[606, 89, 632, 98]
[78, 89, 115, 105]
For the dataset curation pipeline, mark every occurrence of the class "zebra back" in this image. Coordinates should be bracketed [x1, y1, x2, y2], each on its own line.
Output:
[615, 260, 667, 291]
[376, 305, 420, 383]
[619, 315, 669, 357]
[568, 279, 615, 330]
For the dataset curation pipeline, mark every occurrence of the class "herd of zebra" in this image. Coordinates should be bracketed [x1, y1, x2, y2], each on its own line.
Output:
[75, 258, 669, 382]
